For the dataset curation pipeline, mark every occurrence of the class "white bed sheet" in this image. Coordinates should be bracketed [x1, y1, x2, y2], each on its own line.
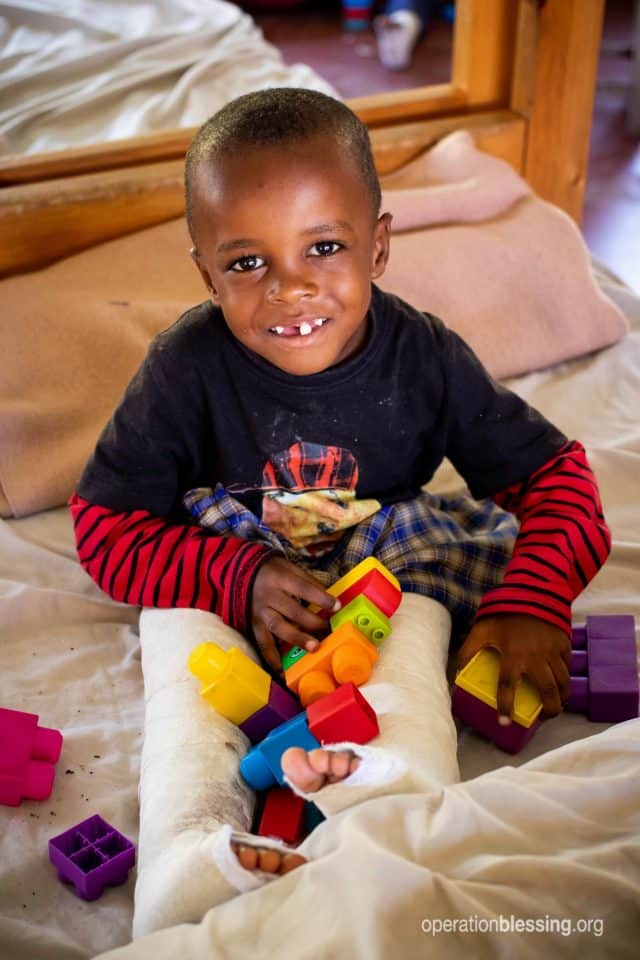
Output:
[0, 266, 639, 958]
[0, 0, 336, 156]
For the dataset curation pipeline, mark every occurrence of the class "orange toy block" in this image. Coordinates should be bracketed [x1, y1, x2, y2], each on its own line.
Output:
[284, 622, 378, 708]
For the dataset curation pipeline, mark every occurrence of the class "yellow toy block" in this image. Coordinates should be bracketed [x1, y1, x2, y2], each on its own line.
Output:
[189, 642, 271, 725]
[284, 622, 379, 708]
[455, 649, 543, 728]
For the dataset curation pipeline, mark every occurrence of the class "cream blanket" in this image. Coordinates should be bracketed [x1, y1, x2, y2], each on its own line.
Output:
[0, 133, 628, 518]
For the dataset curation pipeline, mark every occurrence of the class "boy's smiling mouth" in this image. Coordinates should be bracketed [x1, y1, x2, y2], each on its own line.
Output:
[268, 317, 329, 339]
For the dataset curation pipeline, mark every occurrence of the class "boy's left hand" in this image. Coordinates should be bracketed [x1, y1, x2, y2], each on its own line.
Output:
[455, 614, 572, 723]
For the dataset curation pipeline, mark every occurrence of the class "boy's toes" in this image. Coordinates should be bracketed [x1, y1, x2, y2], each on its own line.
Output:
[231, 842, 307, 874]
[279, 852, 307, 874]
[282, 746, 360, 793]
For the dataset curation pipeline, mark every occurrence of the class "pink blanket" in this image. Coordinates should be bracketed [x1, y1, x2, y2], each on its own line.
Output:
[0, 132, 627, 517]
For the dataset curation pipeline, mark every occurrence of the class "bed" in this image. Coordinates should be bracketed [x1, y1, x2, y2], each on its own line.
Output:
[1, 1, 639, 958]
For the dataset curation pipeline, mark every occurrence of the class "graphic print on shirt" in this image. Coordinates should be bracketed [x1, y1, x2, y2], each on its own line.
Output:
[235, 441, 381, 556]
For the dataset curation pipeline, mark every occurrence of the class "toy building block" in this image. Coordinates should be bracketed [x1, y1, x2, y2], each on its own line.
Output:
[240, 712, 321, 790]
[257, 786, 307, 846]
[330, 566, 402, 619]
[309, 557, 401, 617]
[189, 641, 300, 740]
[329, 594, 391, 646]
[240, 683, 379, 790]
[451, 649, 543, 754]
[239, 681, 301, 744]
[306, 682, 379, 745]
[0, 708, 63, 807]
[566, 615, 638, 723]
[49, 814, 135, 901]
[284, 622, 379, 708]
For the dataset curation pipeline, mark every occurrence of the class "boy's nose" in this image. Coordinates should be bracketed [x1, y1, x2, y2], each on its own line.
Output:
[266, 270, 319, 305]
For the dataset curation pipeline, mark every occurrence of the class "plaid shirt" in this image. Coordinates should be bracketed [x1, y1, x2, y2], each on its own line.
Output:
[184, 484, 517, 636]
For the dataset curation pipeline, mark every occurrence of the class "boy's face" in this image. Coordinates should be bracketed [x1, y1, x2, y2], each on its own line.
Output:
[190, 135, 391, 376]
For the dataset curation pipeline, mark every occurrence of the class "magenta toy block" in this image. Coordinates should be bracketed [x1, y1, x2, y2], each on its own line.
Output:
[572, 624, 587, 649]
[451, 686, 540, 754]
[239, 680, 301, 744]
[566, 676, 589, 714]
[49, 814, 135, 901]
[570, 650, 589, 675]
[0, 708, 63, 807]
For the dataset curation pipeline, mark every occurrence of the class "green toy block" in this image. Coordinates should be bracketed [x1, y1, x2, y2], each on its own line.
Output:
[281, 646, 308, 671]
[329, 595, 391, 646]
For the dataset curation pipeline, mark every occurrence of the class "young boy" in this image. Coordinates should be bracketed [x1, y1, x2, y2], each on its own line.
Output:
[71, 89, 610, 878]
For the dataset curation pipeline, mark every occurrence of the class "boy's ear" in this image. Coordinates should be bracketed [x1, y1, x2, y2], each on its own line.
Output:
[190, 247, 221, 303]
[370, 213, 392, 280]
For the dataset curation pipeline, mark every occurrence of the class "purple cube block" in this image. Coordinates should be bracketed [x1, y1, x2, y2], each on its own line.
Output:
[572, 624, 587, 649]
[588, 664, 639, 723]
[586, 615, 636, 640]
[570, 650, 589, 675]
[586, 615, 638, 722]
[451, 685, 540, 754]
[566, 676, 589, 714]
[49, 814, 135, 901]
[239, 680, 301, 743]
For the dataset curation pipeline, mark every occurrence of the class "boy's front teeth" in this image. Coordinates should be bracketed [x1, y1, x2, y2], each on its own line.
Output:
[270, 318, 327, 337]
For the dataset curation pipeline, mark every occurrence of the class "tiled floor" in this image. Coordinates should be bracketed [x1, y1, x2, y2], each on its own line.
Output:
[254, 0, 639, 291]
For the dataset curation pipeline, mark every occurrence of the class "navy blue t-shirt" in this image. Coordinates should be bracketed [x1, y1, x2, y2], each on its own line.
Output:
[78, 284, 567, 524]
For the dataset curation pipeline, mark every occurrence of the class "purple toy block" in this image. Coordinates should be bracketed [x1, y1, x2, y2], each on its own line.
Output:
[571, 624, 587, 649]
[566, 676, 589, 714]
[239, 680, 301, 743]
[588, 664, 638, 723]
[586, 615, 638, 722]
[0, 707, 63, 806]
[586, 615, 636, 640]
[49, 814, 135, 901]
[451, 686, 540, 755]
[570, 650, 589, 675]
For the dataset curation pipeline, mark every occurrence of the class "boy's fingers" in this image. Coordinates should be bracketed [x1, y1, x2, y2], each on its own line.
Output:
[496, 665, 520, 723]
[455, 628, 487, 673]
[274, 593, 330, 635]
[281, 569, 340, 613]
[531, 662, 564, 718]
[261, 609, 320, 655]
[550, 655, 571, 705]
[252, 620, 282, 674]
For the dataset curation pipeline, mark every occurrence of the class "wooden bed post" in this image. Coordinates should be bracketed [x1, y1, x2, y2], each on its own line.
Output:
[523, 0, 605, 223]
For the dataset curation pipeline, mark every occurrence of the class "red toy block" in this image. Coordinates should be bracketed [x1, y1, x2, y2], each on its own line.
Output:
[257, 786, 306, 846]
[0, 708, 63, 806]
[335, 568, 402, 618]
[316, 568, 402, 622]
[306, 683, 379, 745]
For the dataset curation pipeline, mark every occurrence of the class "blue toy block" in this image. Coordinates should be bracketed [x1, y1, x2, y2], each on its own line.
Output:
[240, 713, 320, 790]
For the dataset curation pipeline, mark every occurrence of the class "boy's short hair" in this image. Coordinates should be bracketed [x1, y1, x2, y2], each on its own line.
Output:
[184, 87, 382, 240]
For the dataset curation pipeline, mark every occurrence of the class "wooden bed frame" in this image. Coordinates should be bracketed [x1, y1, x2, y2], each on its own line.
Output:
[0, 0, 604, 279]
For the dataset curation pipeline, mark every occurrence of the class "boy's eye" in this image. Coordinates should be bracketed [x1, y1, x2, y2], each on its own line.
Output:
[229, 255, 265, 272]
[309, 241, 342, 257]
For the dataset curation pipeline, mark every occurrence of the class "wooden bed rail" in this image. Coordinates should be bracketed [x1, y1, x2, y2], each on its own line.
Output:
[0, 0, 604, 279]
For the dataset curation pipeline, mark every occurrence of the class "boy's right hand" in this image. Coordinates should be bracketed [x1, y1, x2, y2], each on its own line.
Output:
[251, 556, 341, 673]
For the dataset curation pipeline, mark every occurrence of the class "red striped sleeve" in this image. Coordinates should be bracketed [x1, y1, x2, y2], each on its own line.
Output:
[69, 493, 274, 635]
[474, 441, 611, 636]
